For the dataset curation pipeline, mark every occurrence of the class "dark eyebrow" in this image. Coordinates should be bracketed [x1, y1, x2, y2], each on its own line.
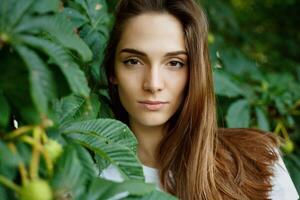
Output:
[119, 48, 187, 57]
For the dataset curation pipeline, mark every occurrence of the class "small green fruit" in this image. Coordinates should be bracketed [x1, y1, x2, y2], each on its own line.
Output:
[282, 140, 294, 154]
[0, 33, 10, 42]
[20, 179, 53, 200]
[45, 139, 63, 162]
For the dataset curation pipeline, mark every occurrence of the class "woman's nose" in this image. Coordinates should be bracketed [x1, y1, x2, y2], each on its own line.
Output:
[143, 66, 165, 93]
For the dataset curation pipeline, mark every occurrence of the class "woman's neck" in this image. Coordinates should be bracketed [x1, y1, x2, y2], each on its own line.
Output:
[129, 120, 164, 168]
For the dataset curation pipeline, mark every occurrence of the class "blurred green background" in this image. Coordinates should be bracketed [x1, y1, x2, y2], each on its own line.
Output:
[201, 0, 300, 191]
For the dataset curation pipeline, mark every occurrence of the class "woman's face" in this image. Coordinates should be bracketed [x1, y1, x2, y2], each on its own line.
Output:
[113, 13, 188, 128]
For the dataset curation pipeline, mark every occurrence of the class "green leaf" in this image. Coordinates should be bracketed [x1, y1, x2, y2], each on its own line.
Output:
[255, 107, 270, 131]
[226, 99, 250, 128]
[214, 70, 243, 97]
[51, 144, 87, 199]
[53, 93, 100, 126]
[48, 14, 92, 62]
[20, 35, 90, 97]
[74, 93, 100, 120]
[94, 153, 110, 175]
[98, 94, 114, 119]
[84, 178, 156, 200]
[0, 141, 19, 180]
[19, 105, 41, 125]
[0, 140, 20, 168]
[54, 94, 85, 124]
[0, 92, 10, 128]
[16, 141, 32, 166]
[0, 185, 8, 200]
[67, 132, 144, 180]
[15, 45, 56, 115]
[31, 0, 60, 14]
[62, 119, 144, 180]
[15, 15, 92, 62]
[80, 24, 107, 79]
[62, 7, 89, 28]
[0, 0, 9, 31]
[74, 145, 98, 179]
[275, 98, 287, 115]
[62, 119, 137, 151]
[74, 0, 109, 29]
[8, 0, 34, 30]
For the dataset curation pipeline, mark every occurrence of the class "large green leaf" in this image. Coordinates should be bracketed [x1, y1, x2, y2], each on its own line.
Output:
[14, 15, 92, 62]
[62, 119, 144, 180]
[62, 119, 137, 151]
[226, 99, 250, 128]
[7, 0, 34, 30]
[214, 70, 243, 97]
[0, 91, 10, 128]
[84, 177, 157, 200]
[67, 132, 144, 180]
[31, 0, 60, 14]
[20, 35, 90, 97]
[15, 45, 56, 115]
[65, 0, 111, 80]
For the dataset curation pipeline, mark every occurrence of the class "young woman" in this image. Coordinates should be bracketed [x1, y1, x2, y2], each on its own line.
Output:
[101, 0, 299, 199]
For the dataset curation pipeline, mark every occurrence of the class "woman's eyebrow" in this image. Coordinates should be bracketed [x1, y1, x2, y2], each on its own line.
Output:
[119, 48, 187, 57]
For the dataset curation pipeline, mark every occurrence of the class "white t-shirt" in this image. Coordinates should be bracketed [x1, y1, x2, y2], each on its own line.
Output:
[100, 155, 299, 200]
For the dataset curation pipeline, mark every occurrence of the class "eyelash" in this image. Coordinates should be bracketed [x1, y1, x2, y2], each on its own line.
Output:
[123, 59, 141, 66]
[123, 59, 185, 68]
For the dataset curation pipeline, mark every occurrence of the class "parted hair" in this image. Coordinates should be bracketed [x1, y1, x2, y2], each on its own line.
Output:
[102, 0, 280, 199]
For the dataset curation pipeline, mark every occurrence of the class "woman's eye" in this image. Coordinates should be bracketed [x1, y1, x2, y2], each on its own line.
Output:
[168, 61, 185, 68]
[123, 59, 141, 66]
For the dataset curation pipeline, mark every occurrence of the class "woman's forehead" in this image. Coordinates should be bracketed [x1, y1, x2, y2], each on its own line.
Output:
[116, 12, 186, 56]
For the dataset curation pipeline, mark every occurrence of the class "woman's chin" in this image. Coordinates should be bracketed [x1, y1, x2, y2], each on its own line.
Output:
[134, 115, 170, 128]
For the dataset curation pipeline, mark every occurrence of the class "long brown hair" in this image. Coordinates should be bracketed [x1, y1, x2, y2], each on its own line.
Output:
[103, 0, 279, 199]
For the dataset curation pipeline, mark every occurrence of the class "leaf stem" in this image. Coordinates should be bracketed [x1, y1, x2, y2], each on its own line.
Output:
[41, 147, 53, 177]
[21, 136, 43, 151]
[29, 126, 42, 180]
[3, 126, 33, 140]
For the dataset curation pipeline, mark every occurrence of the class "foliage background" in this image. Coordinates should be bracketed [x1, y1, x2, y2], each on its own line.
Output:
[0, 0, 299, 199]
[201, 0, 300, 192]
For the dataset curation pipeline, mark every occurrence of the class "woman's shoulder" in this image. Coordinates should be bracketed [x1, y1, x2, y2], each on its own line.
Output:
[270, 153, 299, 200]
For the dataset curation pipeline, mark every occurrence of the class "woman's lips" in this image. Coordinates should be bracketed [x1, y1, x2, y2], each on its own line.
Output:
[138, 100, 169, 111]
